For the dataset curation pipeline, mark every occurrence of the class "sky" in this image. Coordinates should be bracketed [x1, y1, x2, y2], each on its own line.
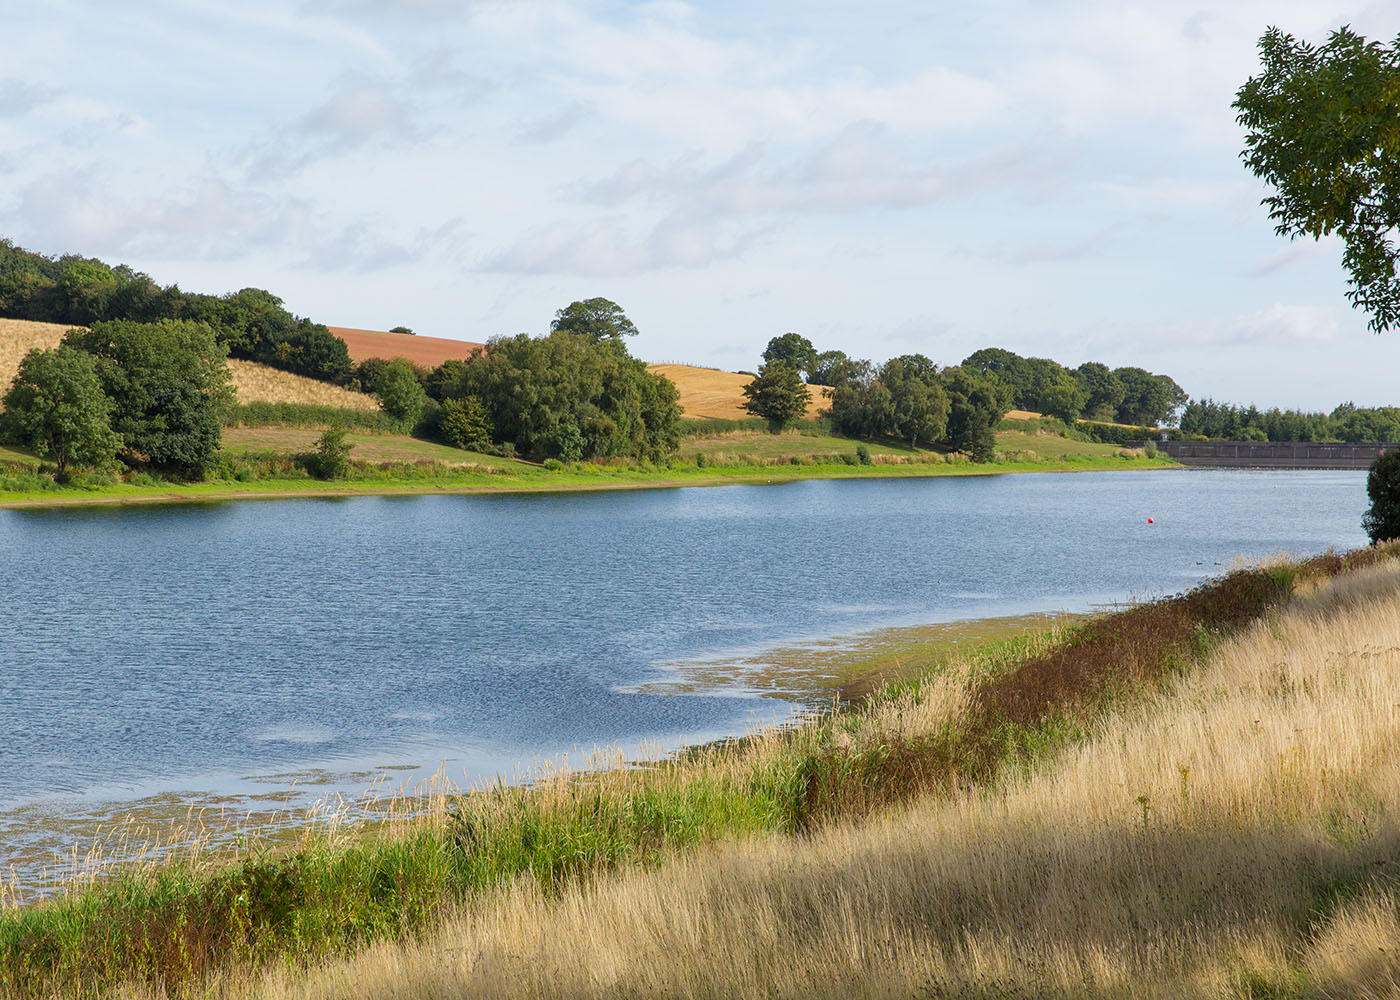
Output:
[3, 1, 1400, 411]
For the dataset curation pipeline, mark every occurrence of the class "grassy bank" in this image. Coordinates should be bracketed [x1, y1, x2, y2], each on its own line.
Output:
[3, 545, 1394, 999]
[0, 439, 1175, 509]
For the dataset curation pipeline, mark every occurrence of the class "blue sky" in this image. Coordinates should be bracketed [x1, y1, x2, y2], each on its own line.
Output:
[4, 0, 1400, 410]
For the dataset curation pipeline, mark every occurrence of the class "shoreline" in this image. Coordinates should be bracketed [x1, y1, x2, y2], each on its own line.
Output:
[0, 608, 1077, 901]
[0, 454, 1179, 509]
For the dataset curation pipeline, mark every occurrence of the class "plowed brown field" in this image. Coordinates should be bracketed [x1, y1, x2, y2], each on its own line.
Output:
[648, 364, 827, 420]
[328, 327, 484, 367]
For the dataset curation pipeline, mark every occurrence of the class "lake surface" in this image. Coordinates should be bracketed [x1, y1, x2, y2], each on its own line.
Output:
[0, 469, 1371, 830]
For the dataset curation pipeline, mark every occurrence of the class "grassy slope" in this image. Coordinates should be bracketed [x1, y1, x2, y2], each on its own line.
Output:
[0, 318, 380, 412]
[5, 546, 1397, 999]
[651, 363, 827, 420]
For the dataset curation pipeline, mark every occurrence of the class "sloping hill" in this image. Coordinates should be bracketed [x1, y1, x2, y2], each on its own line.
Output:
[648, 363, 827, 420]
[0, 318, 379, 411]
[328, 326, 484, 367]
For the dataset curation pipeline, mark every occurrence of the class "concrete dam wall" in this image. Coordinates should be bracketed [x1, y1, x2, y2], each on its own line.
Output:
[1151, 440, 1396, 469]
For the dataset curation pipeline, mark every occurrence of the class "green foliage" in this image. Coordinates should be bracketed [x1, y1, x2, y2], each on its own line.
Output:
[881, 354, 949, 448]
[389, 326, 414, 335]
[0, 346, 121, 479]
[437, 395, 493, 450]
[762, 333, 818, 380]
[742, 360, 812, 432]
[1178, 398, 1400, 443]
[1074, 362, 1125, 421]
[63, 319, 234, 479]
[856, 443, 871, 465]
[372, 359, 427, 426]
[439, 330, 679, 461]
[1364, 449, 1400, 542]
[809, 348, 860, 387]
[0, 240, 352, 385]
[1112, 366, 1187, 426]
[1235, 26, 1400, 332]
[299, 425, 352, 480]
[549, 297, 639, 345]
[222, 402, 398, 432]
[941, 366, 1004, 461]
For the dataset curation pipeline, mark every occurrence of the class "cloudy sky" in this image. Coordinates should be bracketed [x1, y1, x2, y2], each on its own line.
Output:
[3, 1, 1400, 410]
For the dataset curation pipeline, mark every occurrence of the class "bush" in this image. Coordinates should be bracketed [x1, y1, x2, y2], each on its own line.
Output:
[856, 443, 871, 465]
[1364, 449, 1400, 543]
[543, 458, 565, 472]
[299, 425, 352, 480]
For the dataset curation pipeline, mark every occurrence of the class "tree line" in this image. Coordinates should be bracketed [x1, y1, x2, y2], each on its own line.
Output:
[744, 335, 1189, 462]
[0, 239, 353, 385]
[1179, 399, 1400, 443]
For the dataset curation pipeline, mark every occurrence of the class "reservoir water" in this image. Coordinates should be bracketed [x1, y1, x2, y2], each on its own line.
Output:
[0, 469, 1372, 837]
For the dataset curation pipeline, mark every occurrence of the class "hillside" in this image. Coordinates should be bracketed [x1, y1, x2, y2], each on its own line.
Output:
[327, 326, 484, 367]
[648, 363, 827, 420]
[0, 318, 379, 411]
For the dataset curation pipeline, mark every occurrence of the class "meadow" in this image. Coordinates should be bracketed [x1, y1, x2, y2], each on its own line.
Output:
[2, 543, 1396, 999]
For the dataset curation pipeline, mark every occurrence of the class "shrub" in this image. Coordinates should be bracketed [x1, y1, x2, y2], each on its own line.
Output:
[300, 425, 352, 480]
[856, 443, 871, 465]
[543, 458, 565, 472]
[1364, 449, 1400, 543]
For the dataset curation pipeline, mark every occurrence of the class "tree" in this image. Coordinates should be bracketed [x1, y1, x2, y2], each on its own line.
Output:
[1363, 449, 1400, 543]
[1235, 26, 1400, 332]
[881, 354, 949, 448]
[550, 297, 639, 345]
[1113, 367, 1187, 427]
[438, 396, 493, 450]
[1074, 362, 1126, 421]
[301, 424, 352, 480]
[63, 319, 234, 479]
[941, 366, 1006, 462]
[443, 331, 679, 461]
[0, 346, 120, 479]
[372, 359, 426, 425]
[762, 333, 819, 381]
[389, 326, 415, 335]
[742, 361, 812, 432]
[809, 349, 863, 388]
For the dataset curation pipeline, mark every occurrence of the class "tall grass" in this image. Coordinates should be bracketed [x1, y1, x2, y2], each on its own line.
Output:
[3, 546, 1396, 999]
[248, 548, 1400, 1000]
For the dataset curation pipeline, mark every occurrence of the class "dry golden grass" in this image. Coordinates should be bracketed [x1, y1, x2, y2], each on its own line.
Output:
[0, 316, 378, 412]
[649, 364, 826, 420]
[225, 360, 379, 411]
[0, 318, 70, 392]
[219, 561, 1400, 1000]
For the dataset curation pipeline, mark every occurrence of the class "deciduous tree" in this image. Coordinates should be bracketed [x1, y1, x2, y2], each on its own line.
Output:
[0, 346, 120, 479]
[742, 361, 812, 432]
[1235, 26, 1400, 332]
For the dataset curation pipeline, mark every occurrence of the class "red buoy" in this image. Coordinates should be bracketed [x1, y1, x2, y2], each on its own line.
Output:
[1147, 517, 1154, 524]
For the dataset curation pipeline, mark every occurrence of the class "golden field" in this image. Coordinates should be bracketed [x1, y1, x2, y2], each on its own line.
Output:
[0, 317, 378, 412]
[648, 363, 827, 420]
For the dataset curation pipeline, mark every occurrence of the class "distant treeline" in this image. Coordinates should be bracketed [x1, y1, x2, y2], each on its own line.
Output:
[1179, 399, 1400, 443]
[0, 239, 352, 385]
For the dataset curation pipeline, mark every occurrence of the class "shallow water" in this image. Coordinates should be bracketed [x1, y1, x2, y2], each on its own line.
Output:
[0, 469, 1370, 827]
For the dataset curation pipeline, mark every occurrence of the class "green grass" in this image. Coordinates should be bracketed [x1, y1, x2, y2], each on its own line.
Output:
[222, 401, 400, 432]
[0, 424, 1178, 509]
[7, 548, 1394, 999]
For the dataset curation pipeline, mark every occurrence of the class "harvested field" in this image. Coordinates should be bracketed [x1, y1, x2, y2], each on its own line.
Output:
[0, 317, 379, 412]
[649, 363, 826, 420]
[0, 318, 69, 391]
[328, 327, 484, 367]
[226, 360, 379, 411]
